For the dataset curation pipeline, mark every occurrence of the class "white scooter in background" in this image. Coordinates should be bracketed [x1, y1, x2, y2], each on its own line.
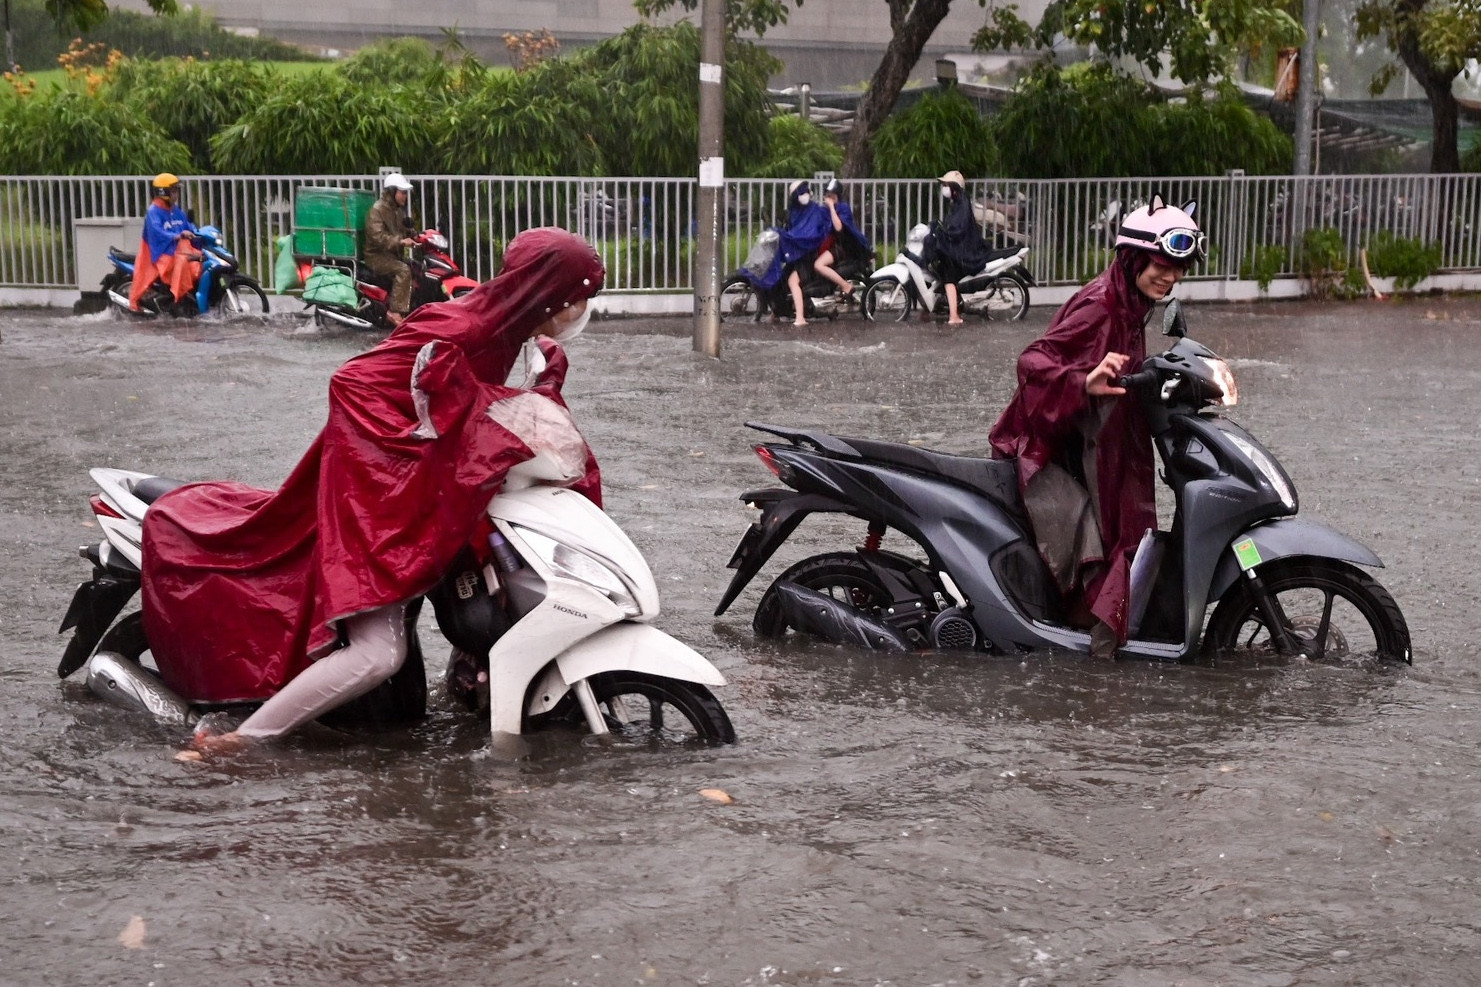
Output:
[862, 222, 1033, 323]
[58, 385, 735, 754]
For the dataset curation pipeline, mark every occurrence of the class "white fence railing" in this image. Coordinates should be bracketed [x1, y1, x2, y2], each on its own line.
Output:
[4, 173, 1480, 294]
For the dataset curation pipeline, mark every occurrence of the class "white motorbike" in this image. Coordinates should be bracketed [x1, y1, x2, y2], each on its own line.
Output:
[863, 222, 1033, 323]
[58, 431, 734, 753]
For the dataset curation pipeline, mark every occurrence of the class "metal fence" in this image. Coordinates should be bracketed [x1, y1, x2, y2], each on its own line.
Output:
[4, 172, 1481, 294]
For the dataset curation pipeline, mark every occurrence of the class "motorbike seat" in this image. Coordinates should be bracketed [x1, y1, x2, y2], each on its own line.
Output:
[984, 246, 1024, 263]
[841, 437, 1027, 524]
[109, 246, 137, 264]
[133, 475, 190, 504]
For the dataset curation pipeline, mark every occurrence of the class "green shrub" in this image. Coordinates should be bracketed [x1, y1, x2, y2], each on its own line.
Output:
[429, 59, 606, 176]
[209, 71, 436, 173]
[105, 58, 275, 170]
[0, 87, 191, 174]
[1364, 230, 1442, 290]
[338, 37, 441, 87]
[1240, 243, 1288, 292]
[871, 87, 995, 179]
[988, 62, 1291, 179]
[571, 21, 776, 177]
[20, 0, 320, 64]
[744, 114, 843, 179]
[1295, 227, 1356, 299]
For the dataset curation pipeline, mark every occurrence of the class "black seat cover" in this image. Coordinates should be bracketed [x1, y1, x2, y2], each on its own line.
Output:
[841, 437, 1025, 522]
[133, 476, 190, 504]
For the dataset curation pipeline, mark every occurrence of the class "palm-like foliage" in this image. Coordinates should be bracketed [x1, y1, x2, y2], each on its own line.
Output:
[0, 86, 190, 172]
[209, 71, 436, 174]
[105, 57, 273, 169]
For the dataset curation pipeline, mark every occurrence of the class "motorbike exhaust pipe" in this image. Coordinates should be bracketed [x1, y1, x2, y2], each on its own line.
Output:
[85, 652, 197, 727]
[771, 580, 912, 652]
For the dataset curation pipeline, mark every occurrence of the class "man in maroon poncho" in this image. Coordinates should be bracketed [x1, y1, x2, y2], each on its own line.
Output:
[140, 228, 606, 752]
[989, 196, 1205, 657]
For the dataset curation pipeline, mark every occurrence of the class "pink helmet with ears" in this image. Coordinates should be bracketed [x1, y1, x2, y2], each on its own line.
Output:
[1115, 193, 1206, 264]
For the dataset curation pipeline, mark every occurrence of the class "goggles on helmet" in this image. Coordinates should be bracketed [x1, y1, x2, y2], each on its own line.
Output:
[1120, 225, 1207, 261]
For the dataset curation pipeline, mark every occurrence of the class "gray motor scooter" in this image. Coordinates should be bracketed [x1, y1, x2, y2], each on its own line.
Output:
[715, 300, 1411, 663]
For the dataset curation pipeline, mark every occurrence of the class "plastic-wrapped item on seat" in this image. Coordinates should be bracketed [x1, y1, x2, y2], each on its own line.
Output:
[742, 230, 780, 278]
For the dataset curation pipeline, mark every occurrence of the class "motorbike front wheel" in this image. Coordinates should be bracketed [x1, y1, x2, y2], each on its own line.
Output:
[863, 277, 913, 323]
[1202, 559, 1411, 664]
[219, 277, 270, 316]
[982, 274, 1030, 321]
[719, 276, 762, 322]
[753, 552, 896, 638]
[537, 671, 735, 744]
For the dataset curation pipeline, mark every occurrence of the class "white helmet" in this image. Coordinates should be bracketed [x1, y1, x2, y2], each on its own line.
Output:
[383, 172, 413, 193]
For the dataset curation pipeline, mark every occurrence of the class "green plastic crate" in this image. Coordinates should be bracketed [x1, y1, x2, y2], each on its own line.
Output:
[293, 186, 376, 259]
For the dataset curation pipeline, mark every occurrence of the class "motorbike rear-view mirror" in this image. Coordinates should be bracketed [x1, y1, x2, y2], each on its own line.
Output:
[1162, 299, 1187, 338]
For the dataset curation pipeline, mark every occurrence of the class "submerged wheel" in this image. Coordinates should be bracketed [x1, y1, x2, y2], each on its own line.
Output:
[1203, 559, 1411, 664]
[862, 277, 912, 323]
[536, 671, 735, 744]
[753, 552, 896, 638]
[719, 276, 761, 322]
[220, 277, 270, 316]
[981, 274, 1030, 321]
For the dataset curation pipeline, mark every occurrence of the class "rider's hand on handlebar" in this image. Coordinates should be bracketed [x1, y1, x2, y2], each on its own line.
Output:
[1086, 352, 1130, 397]
[401, 237, 415, 247]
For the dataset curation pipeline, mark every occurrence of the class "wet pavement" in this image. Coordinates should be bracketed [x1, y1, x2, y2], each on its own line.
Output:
[3, 297, 1481, 986]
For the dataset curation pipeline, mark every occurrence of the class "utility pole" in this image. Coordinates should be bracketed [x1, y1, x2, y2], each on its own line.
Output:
[692, 0, 724, 357]
[1292, 0, 1320, 176]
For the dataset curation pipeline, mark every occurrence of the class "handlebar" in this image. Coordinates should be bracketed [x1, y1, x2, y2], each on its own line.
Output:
[1116, 368, 1160, 390]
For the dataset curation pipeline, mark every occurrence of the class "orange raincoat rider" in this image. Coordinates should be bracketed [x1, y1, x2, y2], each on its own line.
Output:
[129, 173, 200, 312]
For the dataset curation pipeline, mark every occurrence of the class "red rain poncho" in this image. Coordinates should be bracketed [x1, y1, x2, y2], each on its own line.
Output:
[141, 228, 605, 702]
[988, 250, 1157, 643]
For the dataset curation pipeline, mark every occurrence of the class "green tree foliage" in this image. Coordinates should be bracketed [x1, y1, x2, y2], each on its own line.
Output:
[633, 0, 796, 37]
[1356, 0, 1481, 171]
[210, 71, 437, 174]
[631, 0, 977, 177]
[573, 21, 776, 176]
[105, 57, 274, 169]
[987, 62, 1290, 178]
[339, 36, 440, 87]
[743, 113, 843, 178]
[975, 0, 1303, 84]
[430, 58, 606, 176]
[0, 86, 190, 172]
[870, 87, 995, 178]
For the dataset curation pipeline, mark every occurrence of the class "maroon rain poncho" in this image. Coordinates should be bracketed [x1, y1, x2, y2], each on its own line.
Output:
[988, 250, 1157, 643]
[141, 228, 606, 703]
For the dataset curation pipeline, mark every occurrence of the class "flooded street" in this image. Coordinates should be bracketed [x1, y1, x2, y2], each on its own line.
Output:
[4, 297, 1481, 986]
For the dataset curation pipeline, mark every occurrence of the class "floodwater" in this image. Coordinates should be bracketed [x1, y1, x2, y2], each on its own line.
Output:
[3, 296, 1480, 986]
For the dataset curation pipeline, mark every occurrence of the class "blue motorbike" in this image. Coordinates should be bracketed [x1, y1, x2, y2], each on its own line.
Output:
[101, 225, 270, 318]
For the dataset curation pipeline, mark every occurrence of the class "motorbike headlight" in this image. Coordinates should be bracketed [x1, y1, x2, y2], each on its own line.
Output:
[1201, 356, 1239, 406]
[1226, 432, 1296, 510]
[513, 527, 642, 617]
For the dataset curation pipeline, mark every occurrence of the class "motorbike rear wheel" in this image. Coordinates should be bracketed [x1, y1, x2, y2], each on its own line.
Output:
[753, 552, 896, 638]
[981, 274, 1030, 321]
[220, 277, 270, 316]
[535, 671, 735, 744]
[720, 275, 762, 322]
[863, 277, 913, 323]
[1202, 559, 1411, 664]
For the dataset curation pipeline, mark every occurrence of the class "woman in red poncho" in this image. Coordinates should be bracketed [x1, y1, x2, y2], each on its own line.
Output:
[988, 195, 1205, 658]
[140, 227, 606, 752]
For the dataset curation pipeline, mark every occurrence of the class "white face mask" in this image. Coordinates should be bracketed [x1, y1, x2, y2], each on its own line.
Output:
[548, 302, 592, 343]
[941, 186, 953, 199]
[797, 193, 811, 206]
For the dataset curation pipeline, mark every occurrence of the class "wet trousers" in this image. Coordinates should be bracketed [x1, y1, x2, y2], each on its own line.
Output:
[235, 603, 408, 738]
